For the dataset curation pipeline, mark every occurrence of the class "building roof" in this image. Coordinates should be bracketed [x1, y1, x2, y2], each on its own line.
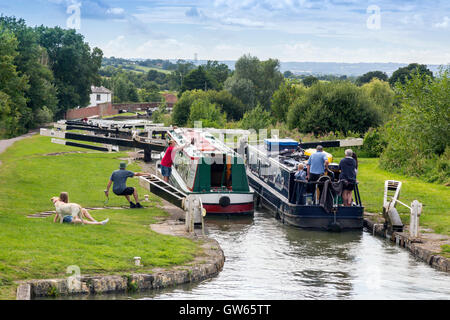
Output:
[91, 86, 112, 94]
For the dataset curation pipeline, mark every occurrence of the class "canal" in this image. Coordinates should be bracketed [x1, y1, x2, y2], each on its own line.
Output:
[84, 209, 450, 300]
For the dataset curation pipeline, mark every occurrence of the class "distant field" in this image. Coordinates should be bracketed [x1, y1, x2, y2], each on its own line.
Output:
[121, 64, 171, 75]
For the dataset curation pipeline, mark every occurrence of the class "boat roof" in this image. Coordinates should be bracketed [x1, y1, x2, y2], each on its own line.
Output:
[169, 128, 237, 158]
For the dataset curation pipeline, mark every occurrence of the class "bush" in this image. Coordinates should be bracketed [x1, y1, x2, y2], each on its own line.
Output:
[240, 104, 271, 131]
[187, 99, 226, 128]
[362, 127, 387, 157]
[361, 79, 396, 123]
[287, 81, 381, 135]
[35, 106, 54, 125]
[152, 103, 170, 125]
[171, 90, 208, 126]
[172, 89, 243, 125]
[380, 67, 449, 184]
[270, 81, 306, 122]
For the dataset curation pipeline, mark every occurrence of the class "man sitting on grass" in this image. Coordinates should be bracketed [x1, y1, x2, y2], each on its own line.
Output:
[105, 162, 149, 208]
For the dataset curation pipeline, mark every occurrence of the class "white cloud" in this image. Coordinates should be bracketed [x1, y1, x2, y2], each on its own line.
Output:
[433, 16, 449, 29]
[400, 14, 424, 26]
[103, 35, 127, 57]
[221, 17, 265, 28]
[106, 8, 125, 16]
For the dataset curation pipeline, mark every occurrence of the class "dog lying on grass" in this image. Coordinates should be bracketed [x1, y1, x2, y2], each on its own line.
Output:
[51, 196, 84, 224]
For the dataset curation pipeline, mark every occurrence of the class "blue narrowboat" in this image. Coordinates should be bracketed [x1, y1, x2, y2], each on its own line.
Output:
[245, 139, 364, 231]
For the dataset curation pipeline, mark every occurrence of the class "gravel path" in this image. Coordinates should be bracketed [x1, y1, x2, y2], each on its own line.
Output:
[0, 131, 37, 166]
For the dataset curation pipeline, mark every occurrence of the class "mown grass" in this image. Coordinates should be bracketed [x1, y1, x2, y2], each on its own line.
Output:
[355, 158, 450, 235]
[441, 245, 450, 259]
[0, 135, 201, 299]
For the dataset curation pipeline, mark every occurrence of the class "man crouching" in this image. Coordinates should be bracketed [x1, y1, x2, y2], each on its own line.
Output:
[105, 162, 149, 208]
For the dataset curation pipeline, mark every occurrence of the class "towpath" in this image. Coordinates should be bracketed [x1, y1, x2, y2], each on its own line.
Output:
[0, 131, 38, 166]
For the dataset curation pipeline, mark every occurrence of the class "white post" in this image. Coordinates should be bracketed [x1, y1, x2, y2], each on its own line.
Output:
[410, 200, 422, 238]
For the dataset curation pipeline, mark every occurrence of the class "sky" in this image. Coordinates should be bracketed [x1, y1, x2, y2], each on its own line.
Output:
[0, 0, 449, 64]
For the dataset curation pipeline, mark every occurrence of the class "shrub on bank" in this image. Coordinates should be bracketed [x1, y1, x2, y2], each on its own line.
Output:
[380, 67, 450, 184]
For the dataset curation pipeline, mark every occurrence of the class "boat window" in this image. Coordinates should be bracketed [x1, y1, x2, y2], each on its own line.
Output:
[211, 155, 226, 188]
[174, 152, 190, 182]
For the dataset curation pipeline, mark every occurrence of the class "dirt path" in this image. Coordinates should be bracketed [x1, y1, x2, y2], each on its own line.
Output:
[0, 131, 38, 166]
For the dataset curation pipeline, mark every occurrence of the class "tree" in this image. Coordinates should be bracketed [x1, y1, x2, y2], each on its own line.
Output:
[180, 66, 215, 94]
[287, 81, 381, 135]
[224, 77, 256, 111]
[172, 90, 209, 126]
[283, 70, 294, 78]
[146, 69, 167, 84]
[35, 106, 54, 125]
[381, 67, 449, 183]
[240, 104, 271, 131]
[356, 71, 388, 86]
[302, 75, 319, 87]
[206, 90, 244, 121]
[225, 54, 283, 110]
[188, 99, 226, 128]
[168, 60, 195, 91]
[0, 16, 58, 129]
[259, 59, 285, 109]
[389, 63, 433, 87]
[361, 78, 396, 123]
[271, 81, 306, 122]
[127, 85, 139, 103]
[172, 89, 244, 125]
[138, 88, 162, 102]
[204, 61, 231, 90]
[36, 26, 103, 118]
[0, 27, 29, 137]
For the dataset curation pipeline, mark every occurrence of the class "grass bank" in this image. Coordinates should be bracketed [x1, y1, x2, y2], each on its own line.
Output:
[0, 135, 202, 299]
[356, 158, 449, 235]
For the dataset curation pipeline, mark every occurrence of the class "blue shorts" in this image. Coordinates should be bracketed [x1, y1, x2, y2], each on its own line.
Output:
[63, 215, 73, 223]
[161, 165, 172, 177]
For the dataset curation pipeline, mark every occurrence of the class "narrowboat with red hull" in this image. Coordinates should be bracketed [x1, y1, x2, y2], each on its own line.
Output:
[161, 128, 254, 216]
[245, 139, 364, 231]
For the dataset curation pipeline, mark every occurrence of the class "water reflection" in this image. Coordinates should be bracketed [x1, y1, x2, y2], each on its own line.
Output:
[140, 210, 449, 300]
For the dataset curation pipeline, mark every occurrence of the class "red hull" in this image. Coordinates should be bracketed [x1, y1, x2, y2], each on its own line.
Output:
[202, 202, 254, 215]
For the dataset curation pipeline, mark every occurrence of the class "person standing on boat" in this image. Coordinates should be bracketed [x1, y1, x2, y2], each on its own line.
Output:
[339, 149, 357, 206]
[160, 140, 188, 182]
[306, 145, 329, 197]
[306, 145, 329, 182]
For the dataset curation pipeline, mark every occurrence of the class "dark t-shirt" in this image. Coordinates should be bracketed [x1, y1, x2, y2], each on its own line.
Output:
[110, 169, 135, 194]
[339, 157, 357, 183]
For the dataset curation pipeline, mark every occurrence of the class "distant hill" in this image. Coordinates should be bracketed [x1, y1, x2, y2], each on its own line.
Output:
[187, 60, 444, 76]
[104, 57, 445, 77]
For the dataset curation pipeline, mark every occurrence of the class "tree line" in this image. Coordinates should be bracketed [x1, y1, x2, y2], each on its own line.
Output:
[171, 56, 447, 184]
[1, 16, 446, 184]
[0, 16, 102, 138]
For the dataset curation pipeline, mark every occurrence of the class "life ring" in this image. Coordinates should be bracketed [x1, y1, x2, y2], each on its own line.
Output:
[219, 196, 231, 207]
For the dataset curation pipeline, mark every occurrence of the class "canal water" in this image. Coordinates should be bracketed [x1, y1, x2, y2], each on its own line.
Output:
[86, 209, 450, 300]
